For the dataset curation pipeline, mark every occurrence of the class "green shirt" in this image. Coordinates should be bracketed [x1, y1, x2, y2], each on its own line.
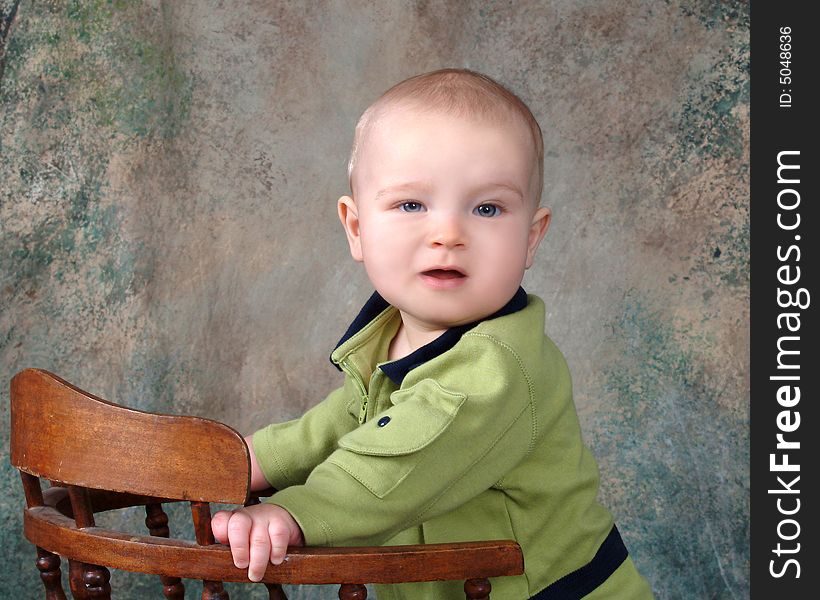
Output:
[254, 292, 653, 599]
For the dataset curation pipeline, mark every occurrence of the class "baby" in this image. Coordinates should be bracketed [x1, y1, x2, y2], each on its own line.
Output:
[212, 69, 654, 599]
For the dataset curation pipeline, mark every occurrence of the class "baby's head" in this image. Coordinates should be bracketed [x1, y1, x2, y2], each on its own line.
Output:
[348, 69, 545, 208]
[338, 69, 551, 333]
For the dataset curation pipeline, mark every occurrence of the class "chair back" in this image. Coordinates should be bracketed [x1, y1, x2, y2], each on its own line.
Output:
[10, 368, 249, 504]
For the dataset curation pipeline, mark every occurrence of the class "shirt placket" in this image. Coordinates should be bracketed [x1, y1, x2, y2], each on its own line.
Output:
[339, 359, 369, 425]
[367, 369, 391, 422]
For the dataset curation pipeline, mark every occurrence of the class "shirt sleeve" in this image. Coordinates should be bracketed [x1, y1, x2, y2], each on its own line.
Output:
[266, 331, 537, 547]
[252, 378, 360, 490]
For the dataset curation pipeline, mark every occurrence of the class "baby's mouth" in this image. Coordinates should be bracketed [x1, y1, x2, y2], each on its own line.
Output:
[422, 268, 466, 280]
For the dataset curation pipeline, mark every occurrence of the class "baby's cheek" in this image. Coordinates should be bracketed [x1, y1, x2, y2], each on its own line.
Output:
[361, 260, 400, 298]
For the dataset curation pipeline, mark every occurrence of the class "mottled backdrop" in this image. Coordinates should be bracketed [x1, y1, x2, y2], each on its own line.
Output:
[0, 1, 748, 598]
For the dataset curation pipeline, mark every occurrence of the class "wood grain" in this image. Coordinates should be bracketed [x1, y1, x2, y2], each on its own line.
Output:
[25, 505, 523, 585]
[10, 368, 250, 504]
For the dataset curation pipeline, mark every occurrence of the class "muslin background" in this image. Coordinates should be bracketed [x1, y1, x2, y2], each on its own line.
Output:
[1, 1, 748, 598]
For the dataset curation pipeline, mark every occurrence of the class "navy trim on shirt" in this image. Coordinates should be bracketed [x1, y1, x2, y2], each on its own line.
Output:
[332, 292, 392, 353]
[331, 287, 529, 386]
[529, 525, 628, 599]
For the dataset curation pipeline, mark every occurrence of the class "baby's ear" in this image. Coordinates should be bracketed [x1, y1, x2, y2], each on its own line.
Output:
[526, 206, 551, 269]
[338, 195, 363, 262]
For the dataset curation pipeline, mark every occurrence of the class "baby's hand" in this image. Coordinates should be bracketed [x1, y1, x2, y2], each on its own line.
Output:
[212, 503, 304, 582]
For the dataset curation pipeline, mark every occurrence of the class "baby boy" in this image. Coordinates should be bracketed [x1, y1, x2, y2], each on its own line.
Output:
[212, 69, 654, 599]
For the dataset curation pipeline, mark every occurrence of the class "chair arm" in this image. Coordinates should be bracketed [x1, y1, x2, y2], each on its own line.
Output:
[24, 503, 523, 585]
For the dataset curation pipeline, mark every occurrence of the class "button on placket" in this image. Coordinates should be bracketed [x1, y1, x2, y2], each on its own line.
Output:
[358, 395, 368, 424]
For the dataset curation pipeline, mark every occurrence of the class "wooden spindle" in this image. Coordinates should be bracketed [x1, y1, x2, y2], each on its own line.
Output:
[35, 547, 67, 600]
[25, 475, 65, 599]
[191, 501, 216, 545]
[83, 565, 112, 600]
[146, 503, 185, 600]
[265, 583, 289, 599]
[69, 560, 90, 599]
[20, 472, 44, 507]
[201, 579, 230, 599]
[339, 583, 367, 600]
[191, 501, 230, 600]
[66, 486, 111, 599]
[464, 578, 492, 600]
[67, 486, 95, 528]
[145, 503, 171, 536]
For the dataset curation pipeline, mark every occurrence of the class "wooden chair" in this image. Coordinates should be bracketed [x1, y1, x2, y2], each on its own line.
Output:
[10, 368, 523, 599]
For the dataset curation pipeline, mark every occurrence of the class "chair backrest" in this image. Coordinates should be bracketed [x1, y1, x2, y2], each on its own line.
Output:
[10, 368, 250, 504]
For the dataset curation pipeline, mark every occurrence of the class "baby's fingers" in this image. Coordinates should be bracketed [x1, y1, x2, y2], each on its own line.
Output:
[211, 510, 233, 545]
[247, 522, 273, 582]
[268, 520, 292, 566]
[226, 511, 253, 570]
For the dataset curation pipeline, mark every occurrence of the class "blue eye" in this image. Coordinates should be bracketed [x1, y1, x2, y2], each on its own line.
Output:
[400, 201, 424, 212]
[474, 204, 501, 217]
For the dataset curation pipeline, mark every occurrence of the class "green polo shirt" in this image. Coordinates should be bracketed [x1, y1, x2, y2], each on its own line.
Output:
[253, 290, 653, 599]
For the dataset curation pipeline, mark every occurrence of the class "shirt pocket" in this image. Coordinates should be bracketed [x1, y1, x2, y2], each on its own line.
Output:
[328, 380, 466, 498]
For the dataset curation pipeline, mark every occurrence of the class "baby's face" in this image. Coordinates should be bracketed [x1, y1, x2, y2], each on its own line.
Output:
[339, 105, 550, 332]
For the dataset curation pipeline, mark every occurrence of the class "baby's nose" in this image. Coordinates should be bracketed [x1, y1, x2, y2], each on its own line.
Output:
[428, 213, 467, 248]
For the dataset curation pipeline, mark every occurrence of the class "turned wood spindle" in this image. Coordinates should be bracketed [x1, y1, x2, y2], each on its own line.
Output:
[265, 583, 289, 599]
[35, 547, 68, 600]
[20, 472, 44, 508]
[339, 583, 368, 600]
[464, 578, 492, 600]
[67, 486, 112, 600]
[201, 582, 230, 600]
[145, 502, 171, 536]
[191, 501, 230, 600]
[25, 475, 66, 599]
[69, 560, 90, 600]
[67, 485, 95, 528]
[83, 565, 112, 600]
[145, 503, 186, 600]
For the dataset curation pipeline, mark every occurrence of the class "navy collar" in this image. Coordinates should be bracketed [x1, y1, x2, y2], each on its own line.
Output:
[332, 287, 529, 385]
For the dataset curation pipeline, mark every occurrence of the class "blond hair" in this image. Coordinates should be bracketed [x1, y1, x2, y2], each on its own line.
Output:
[347, 68, 545, 205]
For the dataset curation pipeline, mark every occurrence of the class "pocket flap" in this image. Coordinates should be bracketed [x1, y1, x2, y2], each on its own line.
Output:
[338, 380, 466, 456]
